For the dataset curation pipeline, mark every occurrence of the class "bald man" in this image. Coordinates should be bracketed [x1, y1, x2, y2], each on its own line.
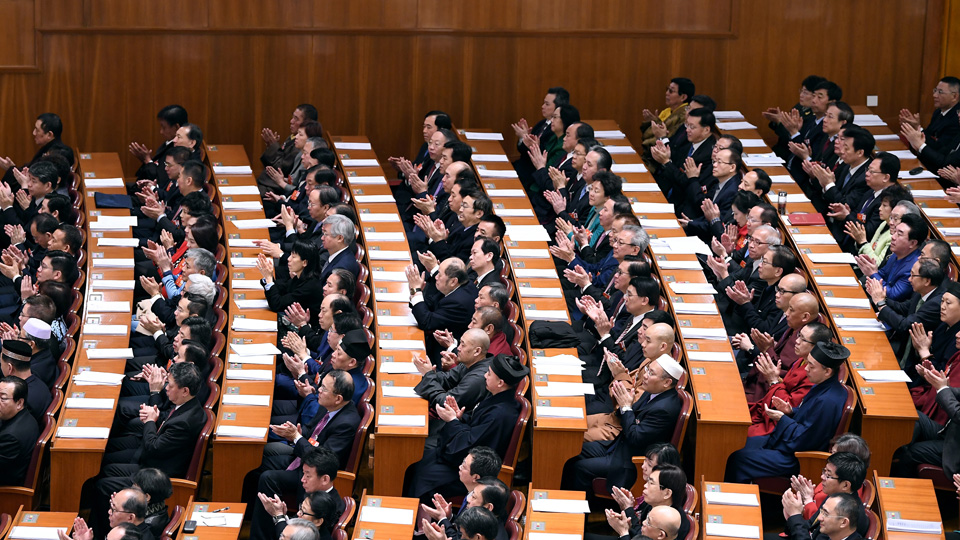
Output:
[415, 328, 493, 412]
[735, 292, 820, 403]
[642, 505, 682, 540]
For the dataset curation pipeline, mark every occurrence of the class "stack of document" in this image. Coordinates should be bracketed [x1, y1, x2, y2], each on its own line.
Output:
[885, 519, 942, 534]
[225, 369, 272, 381]
[213, 165, 253, 175]
[230, 342, 282, 356]
[358, 506, 415, 525]
[74, 371, 125, 386]
[381, 386, 420, 398]
[704, 491, 760, 506]
[536, 406, 584, 419]
[530, 498, 591, 513]
[216, 425, 267, 438]
[379, 339, 425, 350]
[231, 317, 278, 332]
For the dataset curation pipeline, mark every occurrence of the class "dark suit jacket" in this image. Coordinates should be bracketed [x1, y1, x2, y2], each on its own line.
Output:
[654, 137, 716, 207]
[685, 175, 741, 241]
[266, 274, 325, 325]
[293, 402, 361, 470]
[412, 283, 478, 361]
[319, 249, 360, 287]
[415, 357, 492, 410]
[924, 104, 960, 155]
[430, 223, 478, 264]
[605, 388, 682, 490]
[730, 280, 781, 336]
[136, 140, 176, 182]
[139, 397, 206, 478]
[823, 159, 871, 208]
[879, 285, 947, 358]
[937, 386, 960, 477]
[0, 408, 40, 486]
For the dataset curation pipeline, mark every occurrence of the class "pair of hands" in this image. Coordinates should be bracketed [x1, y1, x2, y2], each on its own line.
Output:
[142, 240, 173, 273]
[413, 213, 449, 243]
[731, 328, 775, 354]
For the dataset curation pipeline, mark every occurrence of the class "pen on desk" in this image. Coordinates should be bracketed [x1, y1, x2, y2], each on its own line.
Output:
[210, 506, 230, 513]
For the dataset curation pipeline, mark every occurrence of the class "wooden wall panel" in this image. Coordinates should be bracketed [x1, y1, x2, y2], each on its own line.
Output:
[0, 0, 36, 68]
[0, 0, 946, 177]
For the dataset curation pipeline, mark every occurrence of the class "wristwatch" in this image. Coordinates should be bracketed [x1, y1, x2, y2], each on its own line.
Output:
[272, 515, 287, 525]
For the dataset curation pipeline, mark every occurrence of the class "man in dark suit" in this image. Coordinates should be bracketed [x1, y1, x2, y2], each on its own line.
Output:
[869, 259, 945, 364]
[562, 354, 684, 494]
[707, 225, 779, 318]
[511, 87, 569, 182]
[0, 113, 74, 192]
[130, 105, 189, 184]
[723, 246, 797, 337]
[317, 214, 359, 286]
[408, 258, 478, 364]
[763, 75, 825, 161]
[0, 340, 51, 425]
[0, 160, 58, 231]
[420, 193, 491, 265]
[405, 354, 528, 500]
[468, 237, 502, 289]
[682, 150, 743, 241]
[0, 375, 40, 486]
[784, 491, 867, 540]
[809, 126, 874, 219]
[650, 109, 717, 207]
[829, 153, 898, 253]
[903, 113, 960, 176]
[900, 76, 960, 157]
[769, 80, 841, 168]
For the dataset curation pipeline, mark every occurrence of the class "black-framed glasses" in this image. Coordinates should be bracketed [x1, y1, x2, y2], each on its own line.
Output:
[643, 518, 667, 535]
[298, 507, 316, 517]
[822, 467, 839, 480]
[775, 286, 804, 295]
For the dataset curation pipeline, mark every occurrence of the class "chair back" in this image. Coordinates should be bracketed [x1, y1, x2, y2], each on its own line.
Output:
[204, 381, 221, 409]
[214, 284, 227, 308]
[505, 521, 522, 540]
[498, 388, 531, 486]
[916, 463, 954, 490]
[0, 512, 13, 540]
[507, 301, 519, 323]
[359, 305, 374, 328]
[507, 490, 525, 522]
[361, 376, 376, 403]
[683, 512, 698, 540]
[69, 290, 83, 312]
[860, 478, 876, 508]
[25, 415, 55, 490]
[834, 385, 857, 438]
[207, 355, 224, 383]
[864, 509, 880, 540]
[209, 332, 226, 358]
[683, 483, 697, 514]
[336, 496, 356, 530]
[355, 282, 371, 307]
[212, 307, 227, 333]
[214, 263, 227, 285]
[63, 313, 81, 338]
[44, 388, 64, 418]
[169, 409, 215, 509]
[73, 268, 85, 290]
[671, 388, 694, 451]
[162, 505, 185, 540]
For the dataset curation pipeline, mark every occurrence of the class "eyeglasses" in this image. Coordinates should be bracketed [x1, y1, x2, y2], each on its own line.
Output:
[747, 235, 770, 246]
[822, 468, 839, 480]
[775, 286, 804, 295]
[712, 159, 734, 165]
[933, 88, 957, 95]
[297, 507, 316, 518]
[643, 518, 667, 535]
[797, 335, 816, 345]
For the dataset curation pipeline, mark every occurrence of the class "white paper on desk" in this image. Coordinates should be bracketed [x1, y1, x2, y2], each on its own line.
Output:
[378, 414, 426, 427]
[886, 518, 943, 534]
[528, 534, 582, 540]
[594, 130, 626, 139]
[377, 314, 418, 326]
[681, 327, 729, 340]
[86, 300, 131, 313]
[533, 364, 583, 376]
[216, 425, 267, 438]
[382, 386, 421, 398]
[227, 238, 258, 248]
[907, 189, 945, 199]
[668, 282, 718, 295]
[740, 139, 767, 147]
[222, 394, 271, 407]
[92, 258, 135, 268]
[487, 189, 526, 197]
[510, 248, 550, 258]
[687, 351, 734, 362]
[604, 145, 635, 154]
[374, 292, 410, 303]
[833, 317, 886, 331]
[57, 426, 111, 439]
[611, 163, 648, 173]
[874, 133, 900, 141]
[225, 369, 272, 381]
[213, 165, 253, 175]
[536, 406, 584, 418]
[650, 237, 710, 255]
[513, 268, 558, 279]
[857, 369, 912, 383]
[954, 246, 960, 255]
[716, 121, 757, 131]
[336, 142, 372, 150]
[631, 202, 675, 213]
[86, 348, 134, 359]
[524, 309, 569, 322]
[222, 201, 263, 211]
[83, 324, 127, 335]
[348, 176, 388, 185]
[704, 523, 760, 539]
[814, 276, 860, 287]
[359, 506, 416, 525]
[226, 354, 274, 365]
[921, 207, 960, 217]
[941, 227, 960, 235]
[784, 194, 809, 203]
[379, 339, 426, 350]
[192, 512, 244, 528]
[495, 208, 535, 217]
[656, 259, 701, 270]
[231, 317, 278, 332]
[807, 252, 856, 264]
[887, 149, 917, 159]
[823, 297, 871, 309]
[463, 131, 504, 141]
[368, 250, 411, 261]
[229, 342, 282, 356]
[673, 302, 719, 315]
[93, 215, 138, 227]
[473, 153, 508, 162]
[229, 257, 258, 268]
[714, 110, 745, 120]
[341, 159, 379, 167]
[532, 354, 584, 366]
[477, 168, 519, 178]
[97, 237, 140, 247]
[232, 219, 277, 229]
[638, 218, 682, 229]
[853, 114, 886, 126]
[899, 169, 937, 179]
[218, 185, 261, 195]
[365, 231, 406, 241]
[539, 381, 595, 396]
[505, 225, 551, 242]
[744, 158, 786, 167]
[89, 223, 127, 231]
[518, 286, 563, 298]
[355, 195, 396, 203]
[85, 177, 125, 188]
[232, 279, 263, 289]
[372, 270, 409, 282]
[65, 397, 115, 409]
[358, 213, 399, 222]
[792, 233, 836, 245]
[380, 362, 420, 374]
[770, 175, 794, 184]
[235, 299, 270, 310]
[531, 498, 591, 514]
[8, 527, 67, 540]
[704, 491, 760, 506]
[622, 183, 661, 192]
[745, 152, 785, 161]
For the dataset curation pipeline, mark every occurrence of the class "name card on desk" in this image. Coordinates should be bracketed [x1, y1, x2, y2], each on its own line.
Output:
[382, 386, 420, 398]
[368, 250, 412, 261]
[225, 369, 273, 381]
[379, 339, 426, 350]
[232, 218, 278, 229]
[687, 351, 734, 362]
[679, 327, 729, 340]
[213, 165, 253, 175]
[833, 317, 886, 331]
[921, 207, 960, 217]
[83, 324, 127, 336]
[532, 354, 584, 366]
[358, 506, 415, 524]
[874, 134, 900, 141]
[84, 178, 125, 188]
[886, 519, 942, 534]
[222, 201, 263, 211]
[536, 406, 584, 419]
[823, 297, 871, 309]
[355, 195, 396, 203]
[365, 231, 406, 241]
[229, 342, 282, 356]
[378, 414, 426, 427]
[231, 317, 278, 332]
[531, 498, 591, 513]
[87, 300, 131, 313]
[57, 426, 111, 439]
[473, 154, 508, 162]
[218, 185, 261, 195]
[335, 142, 372, 150]
[235, 299, 270, 310]
[216, 425, 268, 438]
[704, 523, 760, 539]
[524, 309, 569, 322]
[97, 237, 141, 247]
[704, 491, 759, 506]
[594, 130, 626, 139]
[673, 303, 719, 315]
[462, 131, 504, 141]
[806, 252, 856, 264]
[380, 362, 420, 374]
[86, 348, 134, 359]
[65, 397, 115, 409]
[518, 286, 563, 298]
[372, 270, 409, 282]
[226, 354, 274, 365]
[222, 394, 271, 406]
[668, 282, 718, 295]
[814, 276, 860, 287]
[857, 370, 912, 383]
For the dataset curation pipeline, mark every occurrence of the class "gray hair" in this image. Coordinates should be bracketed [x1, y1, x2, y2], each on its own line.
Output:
[895, 200, 921, 216]
[322, 214, 356, 245]
[186, 274, 216, 306]
[305, 137, 325, 152]
[286, 519, 319, 540]
[186, 247, 217, 278]
[754, 224, 781, 246]
[621, 225, 649, 252]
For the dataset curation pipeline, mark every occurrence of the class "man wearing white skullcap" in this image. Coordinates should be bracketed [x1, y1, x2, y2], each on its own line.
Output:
[19, 318, 56, 389]
[563, 353, 685, 495]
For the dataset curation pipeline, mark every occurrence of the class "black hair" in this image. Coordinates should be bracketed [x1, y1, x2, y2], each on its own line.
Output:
[827, 452, 867, 492]
[593, 170, 623, 199]
[132, 468, 173, 503]
[645, 442, 681, 467]
[300, 120, 323, 138]
[733, 190, 761, 214]
[329, 268, 356, 301]
[588, 146, 613, 171]
[182, 123, 204, 148]
[690, 94, 717, 112]
[558, 104, 581, 132]
[688, 108, 717, 130]
[188, 214, 221, 254]
[479, 214, 506, 240]
[290, 240, 321, 279]
[751, 169, 772, 196]
[312, 147, 336, 168]
[29, 161, 59, 189]
[179, 339, 210, 375]
[444, 140, 473, 163]
[168, 361, 202, 396]
[114, 523, 142, 540]
[157, 105, 188, 127]
[917, 258, 945, 288]
[181, 316, 213, 349]
[303, 491, 337, 535]
[815, 80, 843, 101]
[32, 213, 59, 236]
[875, 152, 901, 180]
[631, 276, 661, 307]
[181, 190, 212, 218]
[168, 146, 192, 164]
[457, 506, 500, 540]
[297, 104, 319, 122]
[36, 113, 63, 138]
[466, 193, 493, 219]
[302, 446, 339, 479]
[37, 281, 71, 317]
[831, 101, 855, 124]
[43, 192, 72, 223]
[475, 477, 510, 523]
[802, 75, 826, 92]
[671, 78, 695, 102]
[547, 87, 570, 108]
[652, 464, 688, 513]
[468, 446, 503, 477]
[899, 212, 928, 245]
[575, 123, 594, 140]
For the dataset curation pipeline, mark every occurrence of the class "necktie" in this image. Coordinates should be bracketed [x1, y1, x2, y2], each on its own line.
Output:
[687, 145, 695, 158]
[615, 321, 638, 345]
[287, 413, 332, 470]
[158, 406, 178, 431]
[591, 230, 608, 248]
[859, 193, 876, 215]
[899, 296, 926, 368]
[841, 170, 852, 189]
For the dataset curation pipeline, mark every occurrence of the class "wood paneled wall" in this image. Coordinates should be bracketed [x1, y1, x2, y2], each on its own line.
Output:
[0, 0, 946, 175]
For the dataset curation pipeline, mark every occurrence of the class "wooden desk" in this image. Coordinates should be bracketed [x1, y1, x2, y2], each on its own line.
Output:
[5, 507, 76, 539]
[529, 349, 587, 489]
[873, 474, 945, 540]
[522, 487, 586, 540]
[176, 501, 247, 540]
[700, 481, 763, 540]
[351, 493, 419, 540]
